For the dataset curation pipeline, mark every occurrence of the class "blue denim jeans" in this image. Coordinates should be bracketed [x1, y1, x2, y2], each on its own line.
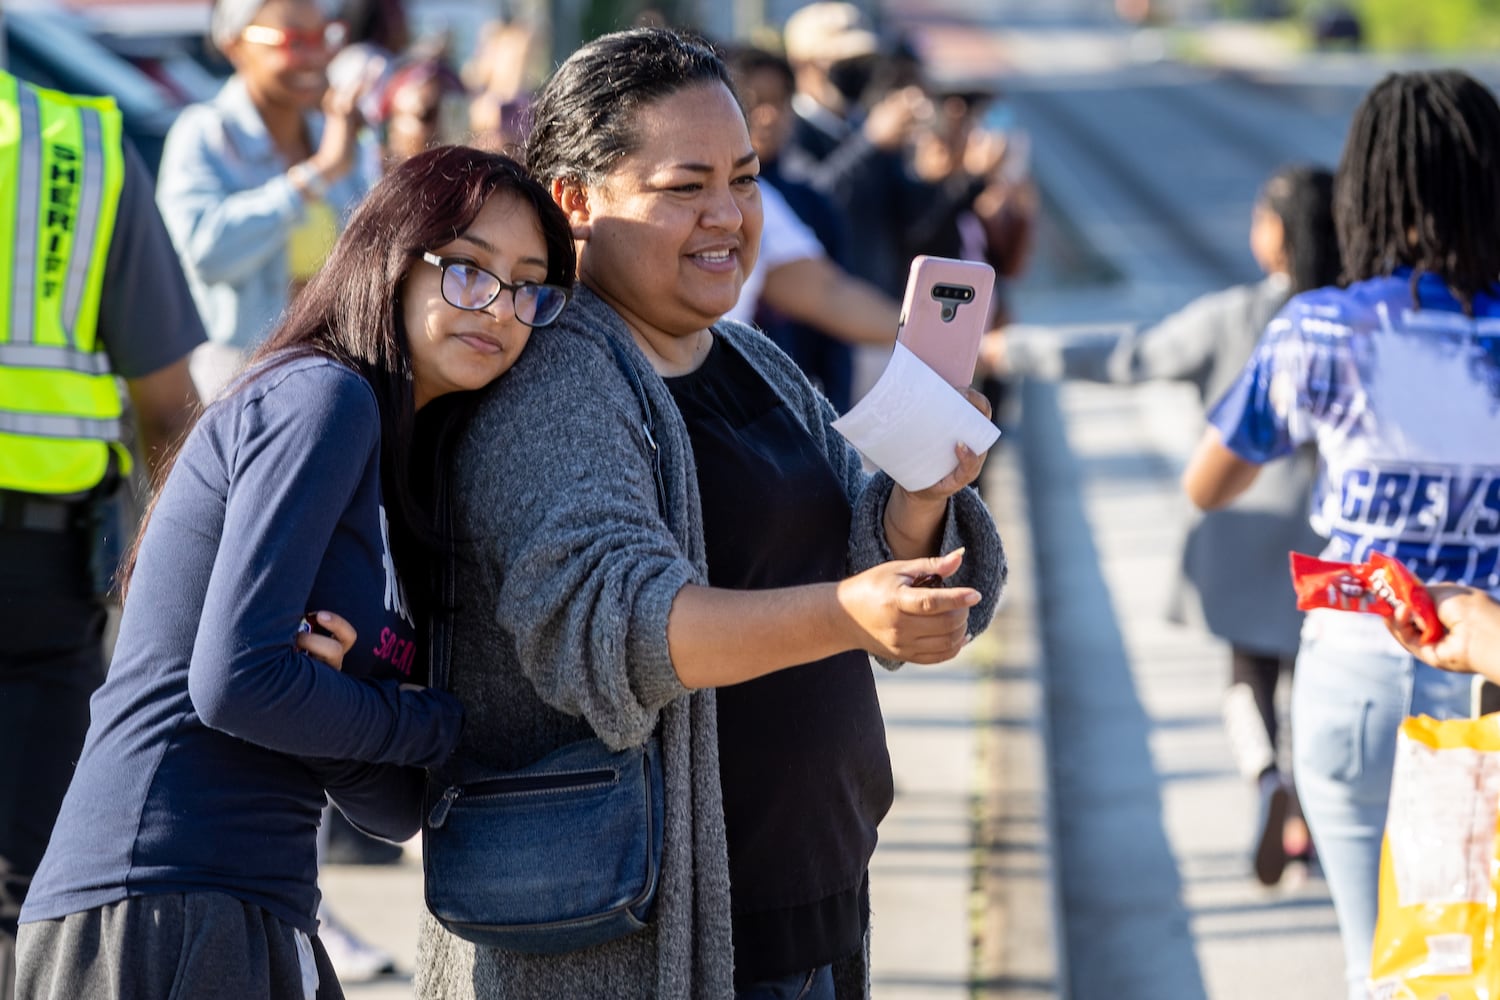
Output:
[735, 964, 835, 1000]
[1291, 633, 1472, 1000]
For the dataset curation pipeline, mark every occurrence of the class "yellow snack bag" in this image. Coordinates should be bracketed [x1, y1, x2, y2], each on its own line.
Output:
[1369, 714, 1500, 999]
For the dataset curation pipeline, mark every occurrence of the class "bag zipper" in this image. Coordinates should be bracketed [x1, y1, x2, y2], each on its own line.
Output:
[427, 767, 618, 829]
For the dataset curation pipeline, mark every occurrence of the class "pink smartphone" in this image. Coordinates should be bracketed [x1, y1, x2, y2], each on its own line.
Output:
[895, 256, 996, 387]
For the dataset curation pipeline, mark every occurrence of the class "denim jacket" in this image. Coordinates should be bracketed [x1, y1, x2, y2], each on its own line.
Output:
[156, 76, 376, 350]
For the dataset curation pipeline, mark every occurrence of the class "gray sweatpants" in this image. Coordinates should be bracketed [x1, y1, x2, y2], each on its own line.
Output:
[15, 893, 344, 1000]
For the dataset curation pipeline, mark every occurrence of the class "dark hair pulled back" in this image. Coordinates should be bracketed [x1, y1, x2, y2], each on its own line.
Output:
[1259, 164, 1341, 295]
[525, 26, 737, 186]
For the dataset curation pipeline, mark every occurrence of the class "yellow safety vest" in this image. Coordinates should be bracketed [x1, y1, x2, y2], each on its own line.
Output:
[0, 69, 125, 497]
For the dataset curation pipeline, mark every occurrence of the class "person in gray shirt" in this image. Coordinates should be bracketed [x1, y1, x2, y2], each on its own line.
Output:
[984, 165, 1341, 886]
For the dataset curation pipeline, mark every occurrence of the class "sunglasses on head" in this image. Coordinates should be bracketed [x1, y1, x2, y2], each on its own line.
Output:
[421, 254, 570, 328]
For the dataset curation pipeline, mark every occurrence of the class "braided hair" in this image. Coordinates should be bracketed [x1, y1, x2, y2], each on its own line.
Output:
[1336, 69, 1500, 315]
[1260, 164, 1340, 295]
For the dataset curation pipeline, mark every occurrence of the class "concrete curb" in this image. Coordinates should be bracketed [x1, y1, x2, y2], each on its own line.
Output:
[972, 431, 1068, 999]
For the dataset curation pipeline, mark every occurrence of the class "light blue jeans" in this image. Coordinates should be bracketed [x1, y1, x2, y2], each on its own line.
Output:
[1292, 634, 1473, 1000]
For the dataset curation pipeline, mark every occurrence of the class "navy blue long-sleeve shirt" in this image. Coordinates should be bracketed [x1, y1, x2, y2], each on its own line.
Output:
[22, 356, 462, 934]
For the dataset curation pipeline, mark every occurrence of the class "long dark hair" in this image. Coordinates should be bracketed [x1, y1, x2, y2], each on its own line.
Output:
[524, 26, 737, 186]
[1336, 69, 1500, 314]
[1259, 164, 1341, 295]
[121, 146, 575, 603]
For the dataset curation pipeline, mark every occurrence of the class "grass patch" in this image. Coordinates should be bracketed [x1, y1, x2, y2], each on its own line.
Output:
[1289, 0, 1500, 52]
[1351, 0, 1500, 51]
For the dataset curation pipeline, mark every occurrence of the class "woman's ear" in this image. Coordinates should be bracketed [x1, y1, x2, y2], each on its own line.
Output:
[553, 177, 593, 241]
[217, 38, 245, 72]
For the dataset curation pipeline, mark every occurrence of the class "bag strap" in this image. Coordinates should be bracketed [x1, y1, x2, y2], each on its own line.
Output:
[428, 334, 668, 695]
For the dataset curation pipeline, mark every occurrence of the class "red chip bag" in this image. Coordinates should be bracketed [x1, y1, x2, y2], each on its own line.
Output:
[1288, 550, 1444, 644]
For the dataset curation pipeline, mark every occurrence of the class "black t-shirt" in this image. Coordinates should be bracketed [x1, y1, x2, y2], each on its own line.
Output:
[100, 144, 207, 377]
[665, 337, 894, 985]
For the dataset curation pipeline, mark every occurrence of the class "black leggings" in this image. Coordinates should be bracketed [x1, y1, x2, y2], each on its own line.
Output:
[1230, 646, 1302, 821]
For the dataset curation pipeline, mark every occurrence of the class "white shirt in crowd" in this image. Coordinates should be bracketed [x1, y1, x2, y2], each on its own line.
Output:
[726, 181, 826, 326]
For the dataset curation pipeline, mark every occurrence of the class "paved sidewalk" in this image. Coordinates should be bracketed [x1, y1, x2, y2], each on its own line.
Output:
[862, 451, 1049, 1000]
[1017, 372, 1344, 1000]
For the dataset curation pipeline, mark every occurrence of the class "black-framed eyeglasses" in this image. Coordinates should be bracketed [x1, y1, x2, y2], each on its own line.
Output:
[421, 253, 570, 328]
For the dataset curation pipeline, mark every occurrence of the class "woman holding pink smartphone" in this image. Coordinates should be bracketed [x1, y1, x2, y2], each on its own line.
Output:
[415, 28, 1006, 1000]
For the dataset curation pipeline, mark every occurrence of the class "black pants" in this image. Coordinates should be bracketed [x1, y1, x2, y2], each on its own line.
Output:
[0, 522, 107, 1000]
[1230, 645, 1302, 822]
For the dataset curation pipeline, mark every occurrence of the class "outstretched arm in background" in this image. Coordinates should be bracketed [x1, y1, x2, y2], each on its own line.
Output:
[760, 256, 899, 347]
[981, 281, 1250, 387]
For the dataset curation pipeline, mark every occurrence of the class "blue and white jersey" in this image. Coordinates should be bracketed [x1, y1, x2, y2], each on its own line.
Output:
[1211, 270, 1500, 594]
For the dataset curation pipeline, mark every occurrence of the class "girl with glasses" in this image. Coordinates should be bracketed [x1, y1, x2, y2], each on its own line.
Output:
[159, 1, 389, 975]
[16, 146, 575, 1000]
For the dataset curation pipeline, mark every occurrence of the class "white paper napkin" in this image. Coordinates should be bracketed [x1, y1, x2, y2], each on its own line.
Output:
[831, 343, 1001, 492]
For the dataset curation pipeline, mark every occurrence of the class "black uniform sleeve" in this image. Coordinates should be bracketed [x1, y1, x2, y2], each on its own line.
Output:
[96, 143, 207, 379]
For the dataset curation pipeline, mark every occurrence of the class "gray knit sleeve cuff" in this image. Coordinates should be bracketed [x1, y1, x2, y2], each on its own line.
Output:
[851, 475, 1007, 671]
[622, 561, 695, 732]
[849, 471, 899, 570]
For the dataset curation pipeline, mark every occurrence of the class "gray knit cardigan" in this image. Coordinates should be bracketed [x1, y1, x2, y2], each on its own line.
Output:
[414, 285, 1006, 1000]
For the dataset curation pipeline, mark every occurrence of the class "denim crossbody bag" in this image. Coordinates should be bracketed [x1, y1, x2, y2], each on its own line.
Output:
[423, 334, 668, 954]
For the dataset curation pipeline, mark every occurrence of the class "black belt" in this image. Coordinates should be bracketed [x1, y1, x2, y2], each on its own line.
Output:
[0, 491, 93, 533]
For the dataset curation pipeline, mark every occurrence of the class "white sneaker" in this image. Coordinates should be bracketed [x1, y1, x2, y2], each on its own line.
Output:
[1223, 683, 1276, 779]
[318, 908, 397, 983]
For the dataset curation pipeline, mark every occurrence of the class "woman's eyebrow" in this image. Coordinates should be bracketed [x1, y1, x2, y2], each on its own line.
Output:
[449, 235, 547, 271]
[671, 151, 760, 173]
[457, 234, 497, 254]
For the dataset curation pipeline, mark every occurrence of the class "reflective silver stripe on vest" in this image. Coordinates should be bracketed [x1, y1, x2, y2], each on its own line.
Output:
[11, 85, 41, 346]
[0, 342, 110, 375]
[61, 106, 104, 339]
[0, 410, 121, 440]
